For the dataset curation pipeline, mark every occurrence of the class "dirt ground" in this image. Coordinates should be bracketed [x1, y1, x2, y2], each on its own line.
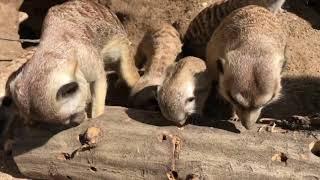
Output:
[0, 0, 320, 178]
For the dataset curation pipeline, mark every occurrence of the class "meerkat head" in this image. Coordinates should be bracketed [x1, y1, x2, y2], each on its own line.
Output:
[157, 57, 210, 126]
[217, 43, 285, 129]
[9, 50, 90, 124]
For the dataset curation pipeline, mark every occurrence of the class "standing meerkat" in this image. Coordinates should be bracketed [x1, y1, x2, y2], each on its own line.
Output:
[129, 22, 182, 110]
[157, 57, 211, 125]
[183, 0, 286, 59]
[7, 0, 140, 124]
[206, 5, 287, 129]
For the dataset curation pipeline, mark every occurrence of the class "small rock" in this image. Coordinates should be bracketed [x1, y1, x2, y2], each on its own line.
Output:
[81, 127, 101, 145]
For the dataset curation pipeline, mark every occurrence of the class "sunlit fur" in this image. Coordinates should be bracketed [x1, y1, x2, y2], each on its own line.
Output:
[183, 0, 286, 59]
[8, 0, 140, 124]
[157, 57, 211, 125]
[206, 6, 287, 129]
[130, 23, 182, 110]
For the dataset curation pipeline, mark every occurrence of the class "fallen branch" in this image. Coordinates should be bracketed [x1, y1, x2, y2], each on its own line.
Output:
[12, 106, 320, 179]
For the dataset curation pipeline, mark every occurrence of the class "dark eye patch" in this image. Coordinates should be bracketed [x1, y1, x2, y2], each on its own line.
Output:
[56, 82, 79, 100]
[186, 97, 195, 104]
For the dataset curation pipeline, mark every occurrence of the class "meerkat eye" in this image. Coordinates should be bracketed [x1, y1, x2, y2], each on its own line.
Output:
[56, 82, 79, 100]
[217, 58, 224, 74]
[186, 97, 195, 104]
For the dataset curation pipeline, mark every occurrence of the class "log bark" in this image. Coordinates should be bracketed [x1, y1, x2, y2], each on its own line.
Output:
[12, 106, 320, 180]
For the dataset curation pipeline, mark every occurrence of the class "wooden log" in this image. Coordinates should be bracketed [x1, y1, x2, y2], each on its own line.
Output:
[12, 106, 320, 179]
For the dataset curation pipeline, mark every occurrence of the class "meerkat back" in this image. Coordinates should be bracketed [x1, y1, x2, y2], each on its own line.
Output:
[8, 0, 140, 124]
[183, 0, 285, 59]
[206, 5, 287, 129]
[129, 22, 182, 110]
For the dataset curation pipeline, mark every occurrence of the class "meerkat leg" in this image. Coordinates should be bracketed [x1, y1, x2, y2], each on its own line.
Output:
[90, 75, 107, 118]
[230, 106, 239, 121]
[101, 38, 140, 88]
[118, 44, 140, 88]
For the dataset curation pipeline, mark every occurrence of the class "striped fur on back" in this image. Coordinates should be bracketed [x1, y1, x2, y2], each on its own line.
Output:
[129, 22, 182, 109]
[182, 0, 285, 59]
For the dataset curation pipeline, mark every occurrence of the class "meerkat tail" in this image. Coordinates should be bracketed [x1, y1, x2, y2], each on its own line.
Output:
[118, 45, 140, 88]
[101, 37, 140, 88]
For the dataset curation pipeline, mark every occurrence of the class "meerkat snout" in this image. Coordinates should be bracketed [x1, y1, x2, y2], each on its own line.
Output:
[157, 57, 211, 125]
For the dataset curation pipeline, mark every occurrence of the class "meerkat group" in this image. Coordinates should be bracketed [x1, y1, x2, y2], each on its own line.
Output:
[4, 0, 287, 130]
[134, 0, 286, 128]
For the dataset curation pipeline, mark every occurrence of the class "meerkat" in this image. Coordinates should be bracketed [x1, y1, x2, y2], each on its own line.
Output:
[157, 57, 211, 125]
[183, 0, 286, 59]
[206, 5, 287, 129]
[7, 0, 140, 124]
[129, 22, 182, 110]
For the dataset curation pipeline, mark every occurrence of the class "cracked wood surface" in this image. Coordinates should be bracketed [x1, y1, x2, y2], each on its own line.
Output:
[12, 106, 320, 180]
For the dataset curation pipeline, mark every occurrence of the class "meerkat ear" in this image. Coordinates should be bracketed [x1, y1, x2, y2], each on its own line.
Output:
[217, 58, 225, 74]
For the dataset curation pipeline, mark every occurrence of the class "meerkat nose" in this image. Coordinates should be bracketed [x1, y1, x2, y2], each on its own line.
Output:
[238, 108, 262, 130]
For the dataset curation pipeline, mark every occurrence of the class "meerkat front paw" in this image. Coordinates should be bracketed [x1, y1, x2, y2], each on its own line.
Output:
[230, 114, 239, 122]
[69, 111, 88, 126]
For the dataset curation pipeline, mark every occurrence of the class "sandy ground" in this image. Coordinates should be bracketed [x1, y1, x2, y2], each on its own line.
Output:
[0, 0, 320, 178]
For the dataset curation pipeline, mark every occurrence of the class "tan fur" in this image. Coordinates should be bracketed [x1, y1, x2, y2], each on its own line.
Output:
[130, 22, 182, 109]
[183, 0, 285, 59]
[157, 57, 211, 125]
[206, 6, 287, 129]
[8, 0, 140, 124]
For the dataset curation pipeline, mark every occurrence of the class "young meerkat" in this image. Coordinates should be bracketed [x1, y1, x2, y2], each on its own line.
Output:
[129, 22, 182, 110]
[157, 57, 211, 126]
[206, 5, 287, 129]
[7, 0, 140, 124]
[183, 0, 286, 59]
